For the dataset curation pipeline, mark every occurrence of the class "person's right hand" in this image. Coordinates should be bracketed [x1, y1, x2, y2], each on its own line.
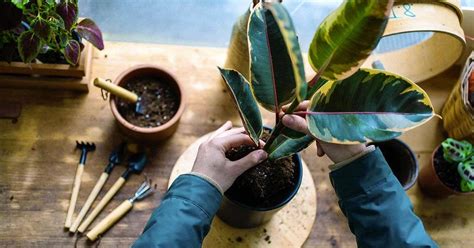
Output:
[281, 101, 368, 164]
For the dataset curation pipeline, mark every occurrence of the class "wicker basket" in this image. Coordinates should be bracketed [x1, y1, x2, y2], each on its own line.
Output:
[442, 52, 474, 142]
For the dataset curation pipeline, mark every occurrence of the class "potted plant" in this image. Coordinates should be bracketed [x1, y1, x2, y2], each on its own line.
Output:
[419, 138, 474, 197]
[0, 0, 103, 80]
[96, 65, 186, 143]
[369, 139, 419, 190]
[218, 0, 435, 228]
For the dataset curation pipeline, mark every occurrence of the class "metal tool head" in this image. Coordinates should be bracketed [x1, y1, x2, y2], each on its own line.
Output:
[135, 97, 145, 114]
[76, 141, 96, 164]
[130, 180, 155, 203]
[104, 142, 127, 173]
[76, 141, 96, 151]
[121, 153, 147, 179]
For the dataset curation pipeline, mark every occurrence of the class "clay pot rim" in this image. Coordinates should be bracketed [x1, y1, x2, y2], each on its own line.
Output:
[109, 64, 185, 134]
[430, 145, 473, 195]
[369, 138, 419, 190]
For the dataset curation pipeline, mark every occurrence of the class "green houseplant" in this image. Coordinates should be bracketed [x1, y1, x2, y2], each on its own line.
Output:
[218, 0, 435, 227]
[0, 0, 104, 66]
[419, 138, 474, 197]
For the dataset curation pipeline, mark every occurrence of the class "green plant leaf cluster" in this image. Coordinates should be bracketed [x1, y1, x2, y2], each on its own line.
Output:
[441, 138, 474, 192]
[220, 0, 434, 161]
[0, 0, 104, 65]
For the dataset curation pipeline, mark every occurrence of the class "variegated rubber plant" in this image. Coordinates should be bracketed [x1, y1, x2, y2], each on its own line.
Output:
[219, 0, 435, 160]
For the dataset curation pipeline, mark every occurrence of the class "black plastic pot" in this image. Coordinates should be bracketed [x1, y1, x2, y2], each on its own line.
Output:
[369, 139, 419, 190]
[217, 153, 303, 228]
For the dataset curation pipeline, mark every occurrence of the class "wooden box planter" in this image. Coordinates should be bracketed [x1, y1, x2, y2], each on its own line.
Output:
[0, 42, 93, 92]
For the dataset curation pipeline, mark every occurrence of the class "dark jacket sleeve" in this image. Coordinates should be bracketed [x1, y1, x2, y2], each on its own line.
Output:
[133, 174, 222, 248]
[330, 148, 437, 248]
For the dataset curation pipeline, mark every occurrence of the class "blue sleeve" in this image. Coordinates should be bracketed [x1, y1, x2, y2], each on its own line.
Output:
[133, 174, 222, 248]
[329, 148, 437, 248]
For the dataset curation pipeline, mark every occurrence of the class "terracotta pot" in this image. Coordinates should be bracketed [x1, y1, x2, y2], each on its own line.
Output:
[369, 139, 419, 190]
[217, 142, 303, 228]
[418, 145, 473, 197]
[110, 65, 185, 143]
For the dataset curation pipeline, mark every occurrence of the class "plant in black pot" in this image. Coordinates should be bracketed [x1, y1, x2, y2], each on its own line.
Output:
[0, 0, 103, 66]
[419, 138, 474, 197]
[218, 0, 435, 228]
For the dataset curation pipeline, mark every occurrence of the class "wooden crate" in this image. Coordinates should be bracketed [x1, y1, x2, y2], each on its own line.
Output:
[0, 42, 93, 92]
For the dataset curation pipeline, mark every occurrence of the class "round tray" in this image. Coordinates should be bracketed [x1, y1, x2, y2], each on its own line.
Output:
[168, 132, 317, 247]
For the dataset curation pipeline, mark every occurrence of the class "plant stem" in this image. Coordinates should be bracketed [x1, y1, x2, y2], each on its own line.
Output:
[263, 98, 299, 151]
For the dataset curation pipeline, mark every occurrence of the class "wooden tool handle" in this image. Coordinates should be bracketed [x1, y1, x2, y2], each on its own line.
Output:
[77, 177, 126, 233]
[86, 200, 133, 241]
[65, 163, 84, 228]
[93, 78, 138, 103]
[69, 172, 109, 233]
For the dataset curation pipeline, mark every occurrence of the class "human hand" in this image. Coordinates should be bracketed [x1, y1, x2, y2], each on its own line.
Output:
[281, 101, 368, 164]
[192, 121, 268, 192]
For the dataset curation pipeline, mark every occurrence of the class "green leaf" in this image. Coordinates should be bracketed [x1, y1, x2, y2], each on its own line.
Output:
[308, 0, 393, 81]
[18, 30, 41, 63]
[248, 2, 306, 112]
[11, 0, 30, 10]
[268, 134, 314, 160]
[32, 18, 51, 40]
[218, 67, 263, 146]
[307, 68, 434, 144]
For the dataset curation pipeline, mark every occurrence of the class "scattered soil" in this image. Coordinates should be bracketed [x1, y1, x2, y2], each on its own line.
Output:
[117, 76, 180, 128]
[236, 237, 243, 242]
[9, 195, 14, 201]
[433, 147, 462, 192]
[225, 130, 297, 208]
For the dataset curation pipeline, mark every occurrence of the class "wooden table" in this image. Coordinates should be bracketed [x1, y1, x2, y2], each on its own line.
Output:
[0, 42, 473, 247]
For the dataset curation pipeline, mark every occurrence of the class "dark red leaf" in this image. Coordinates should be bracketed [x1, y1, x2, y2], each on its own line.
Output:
[18, 31, 41, 63]
[76, 18, 104, 50]
[64, 39, 80, 65]
[33, 19, 51, 40]
[0, 1, 23, 31]
[56, 1, 78, 30]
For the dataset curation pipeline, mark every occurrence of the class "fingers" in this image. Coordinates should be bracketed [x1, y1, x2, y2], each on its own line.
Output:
[213, 133, 258, 150]
[229, 150, 268, 173]
[282, 100, 310, 113]
[214, 127, 246, 139]
[282, 114, 310, 135]
[208, 121, 232, 141]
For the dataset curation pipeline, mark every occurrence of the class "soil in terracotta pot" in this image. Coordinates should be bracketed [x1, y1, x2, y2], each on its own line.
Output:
[117, 76, 180, 128]
[225, 130, 297, 208]
[434, 147, 462, 192]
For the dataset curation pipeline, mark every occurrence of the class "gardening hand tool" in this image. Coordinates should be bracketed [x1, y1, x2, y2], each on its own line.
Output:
[86, 179, 154, 241]
[69, 142, 127, 233]
[65, 141, 96, 228]
[77, 153, 147, 233]
[93, 77, 145, 114]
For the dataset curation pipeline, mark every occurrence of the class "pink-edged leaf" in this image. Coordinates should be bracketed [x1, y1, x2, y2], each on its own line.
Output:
[76, 18, 104, 50]
[18, 30, 41, 63]
[56, 1, 77, 30]
[64, 39, 80, 65]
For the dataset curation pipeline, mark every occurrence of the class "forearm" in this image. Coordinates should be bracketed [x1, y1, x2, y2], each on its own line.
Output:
[330, 148, 437, 248]
[133, 174, 222, 248]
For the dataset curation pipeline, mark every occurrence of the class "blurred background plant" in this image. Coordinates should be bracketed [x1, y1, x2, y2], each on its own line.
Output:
[0, 0, 104, 65]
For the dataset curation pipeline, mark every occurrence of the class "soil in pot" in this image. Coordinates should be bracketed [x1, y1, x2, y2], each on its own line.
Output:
[433, 147, 463, 192]
[225, 130, 297, 208]
[116, 76, 180, 128]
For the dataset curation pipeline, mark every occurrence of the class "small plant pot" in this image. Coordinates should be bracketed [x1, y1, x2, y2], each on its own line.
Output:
[369, 139, 419, 190]
[418, 145, 473, 198]
[217, 153, 303, 228]
[110, 65, 185, 143]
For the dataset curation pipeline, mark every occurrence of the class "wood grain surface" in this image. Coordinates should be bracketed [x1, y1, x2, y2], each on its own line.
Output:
[0, 42, 473, 247]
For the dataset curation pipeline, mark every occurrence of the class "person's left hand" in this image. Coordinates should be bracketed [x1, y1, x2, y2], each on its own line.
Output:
[192, 121, 268, 192]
